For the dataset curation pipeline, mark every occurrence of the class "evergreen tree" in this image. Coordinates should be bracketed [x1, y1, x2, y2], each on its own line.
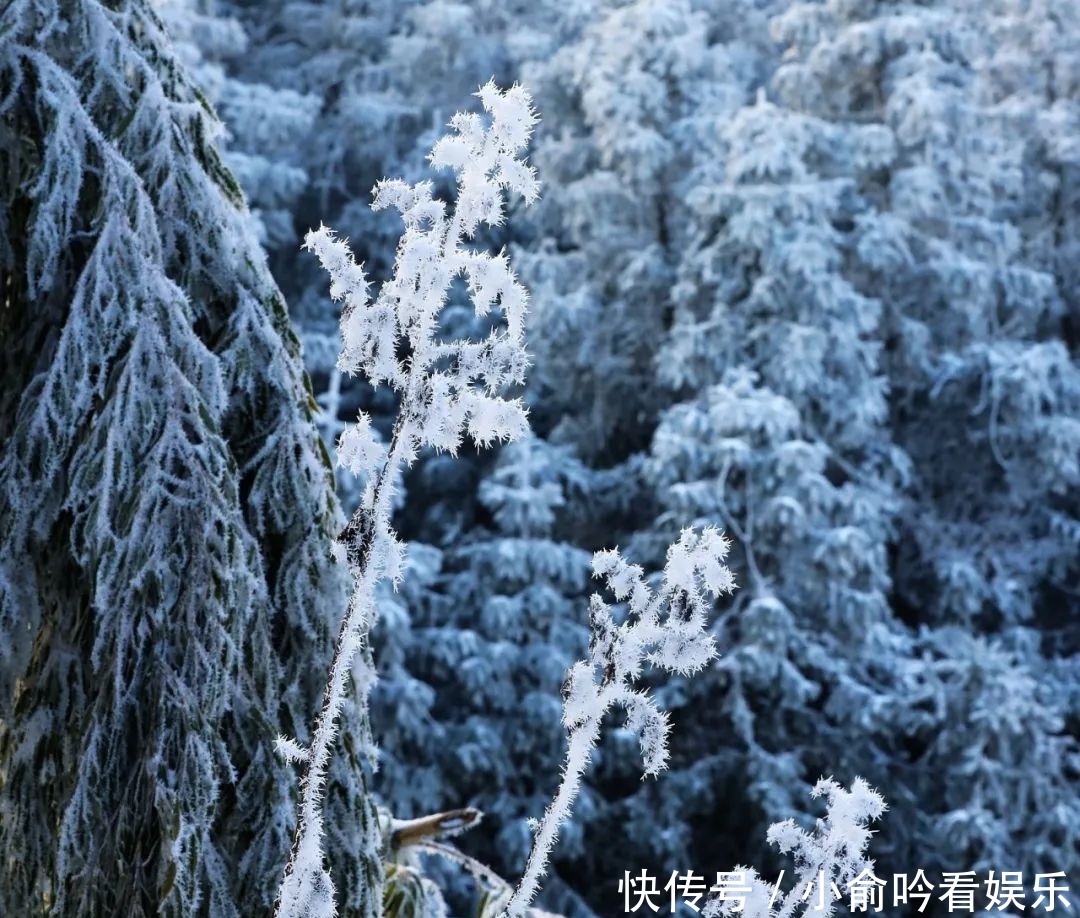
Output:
[513, 0, 771, 463]
[771, 0, 1079, 629]
[769, 0, 1080, 879]
[0, 1, 373, 913]
[633, 84, 906, 882]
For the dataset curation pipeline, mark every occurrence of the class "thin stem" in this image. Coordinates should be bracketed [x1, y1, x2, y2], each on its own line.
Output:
[504, 717, 603, 918]
[277, 421, 408, 909]
[277, 187, 468, 913]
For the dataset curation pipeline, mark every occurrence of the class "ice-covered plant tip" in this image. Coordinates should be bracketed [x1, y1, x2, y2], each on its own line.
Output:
[273, 82, 539, 918]
[502, 529, 737, 917]
[705, 778, 887, 918]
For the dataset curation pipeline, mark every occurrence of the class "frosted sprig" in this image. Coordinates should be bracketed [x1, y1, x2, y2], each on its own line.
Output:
[703, 778, 886, 918]
[503, 527, 736, 918]
[274, 83, 539, 918]
[300, 86, 537, 493]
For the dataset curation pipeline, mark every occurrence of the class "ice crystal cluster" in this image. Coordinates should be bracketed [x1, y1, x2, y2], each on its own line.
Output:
[705, 778, 887, 918]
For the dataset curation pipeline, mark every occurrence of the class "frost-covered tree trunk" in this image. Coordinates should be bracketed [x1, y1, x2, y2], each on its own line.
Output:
[0, 2, 371, 914]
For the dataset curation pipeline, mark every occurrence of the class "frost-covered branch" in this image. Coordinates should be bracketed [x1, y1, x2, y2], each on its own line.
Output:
[273, 81, 539, 918]
[703, 778, 887, 918]
[503, 528, 737, 917]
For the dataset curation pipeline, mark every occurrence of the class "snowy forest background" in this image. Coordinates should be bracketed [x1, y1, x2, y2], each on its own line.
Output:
[1, 0, 1078, 916]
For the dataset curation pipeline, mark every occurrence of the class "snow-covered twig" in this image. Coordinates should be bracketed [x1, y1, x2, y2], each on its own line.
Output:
[390, 808, 484, 849]
[703, 778, 887, 918]
[503, 528, 737, 917]
[273, 81, 539, 918]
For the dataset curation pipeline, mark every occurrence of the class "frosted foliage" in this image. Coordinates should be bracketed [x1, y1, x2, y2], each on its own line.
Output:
[0, 0, 350, 914]
[274, 82, 539, 918]
[671, 0, 1076, 890]
[8, 0, 1075, 914]
[510, 0, 769, 460]
[478, 436, 588, 536]
[704, 779, 887, 918]
[763, 0, 1080, 627]
[504, 528, 736, 917]
[153, 0, 317, 247]
[195, 0, 1076, 913]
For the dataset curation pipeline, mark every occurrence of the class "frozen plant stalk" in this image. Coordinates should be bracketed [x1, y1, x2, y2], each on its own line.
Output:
[703, 778, 887, 918]
[503, 528, 737, 917]
[274, 82, 539, 918]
